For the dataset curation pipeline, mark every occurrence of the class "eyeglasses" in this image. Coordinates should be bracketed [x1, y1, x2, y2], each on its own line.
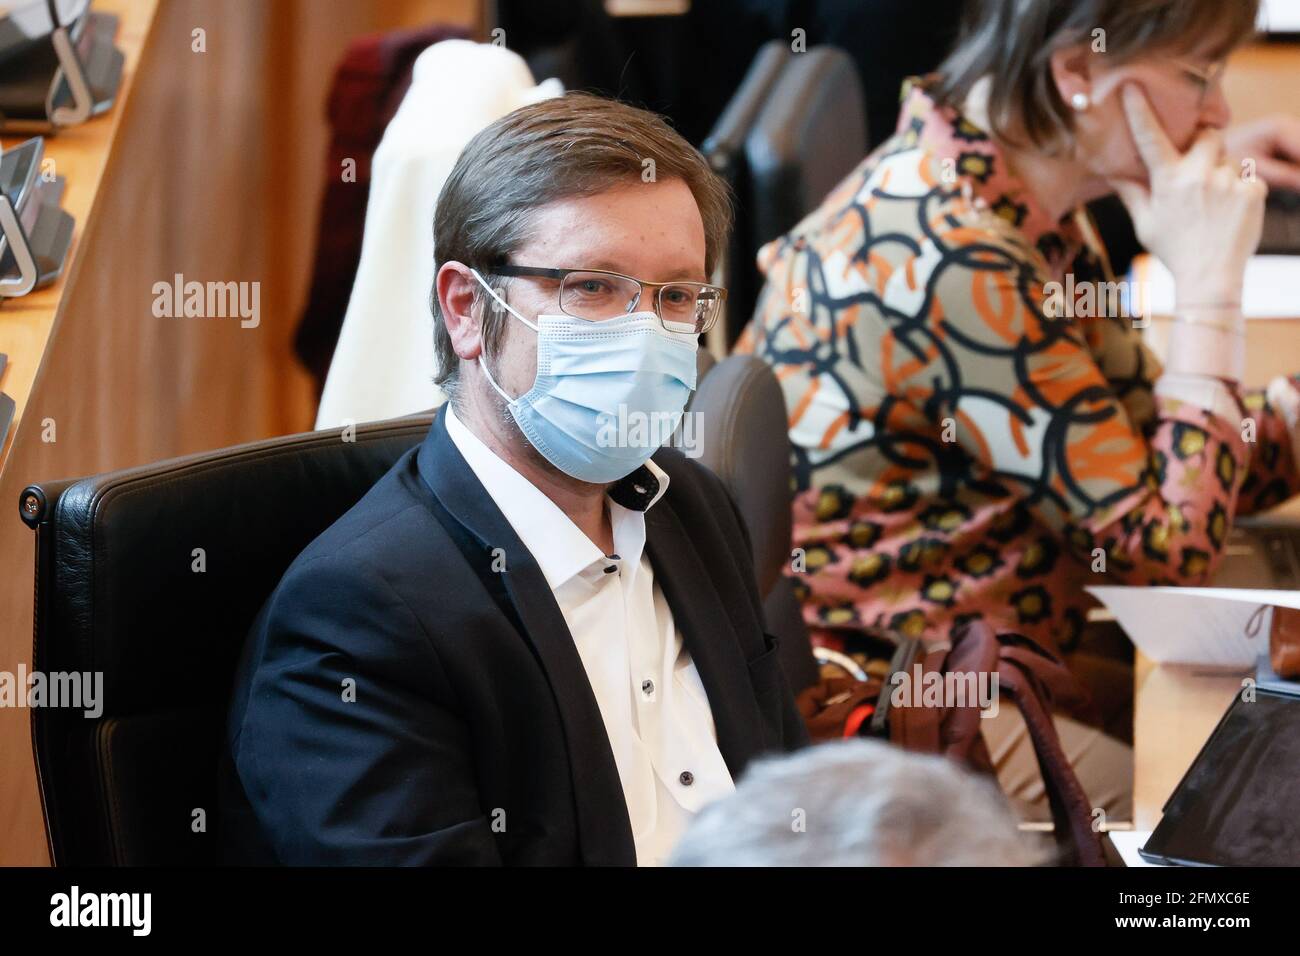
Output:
[1170, 58, 1227, 107]
[488, 264, 726, 334]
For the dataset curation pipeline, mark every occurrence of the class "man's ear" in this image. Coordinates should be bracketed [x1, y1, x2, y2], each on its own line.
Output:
[1049, 42, 1094, 108]
[437, 261, 483, 360]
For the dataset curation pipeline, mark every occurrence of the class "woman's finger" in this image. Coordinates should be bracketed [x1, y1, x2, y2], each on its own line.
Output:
[1255, 154, 1300, 192]
[1184, 127, 1226, 173]
[1122, 84, 1180, 173]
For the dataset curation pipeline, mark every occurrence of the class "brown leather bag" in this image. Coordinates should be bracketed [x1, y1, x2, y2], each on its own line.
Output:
[1270, 606, 1300, 679]
[796, 619, 1107, 866]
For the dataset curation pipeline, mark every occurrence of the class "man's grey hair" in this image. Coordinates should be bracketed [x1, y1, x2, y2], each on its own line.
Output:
[669, 739, 1052, 867]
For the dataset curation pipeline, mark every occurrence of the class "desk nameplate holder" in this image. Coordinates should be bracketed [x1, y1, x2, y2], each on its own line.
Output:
[0, 351, 12, 447]
[0, 5, 122, 133]
[0, 136, 74, 298]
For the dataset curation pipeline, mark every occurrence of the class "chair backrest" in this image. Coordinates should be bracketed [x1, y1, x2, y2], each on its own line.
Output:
[745, 44, 867, 272]
[689, 355, 790, 596]
[689, 355, 817, 690]
[20, 414, 434, 865]
[701, 40, 790, 345]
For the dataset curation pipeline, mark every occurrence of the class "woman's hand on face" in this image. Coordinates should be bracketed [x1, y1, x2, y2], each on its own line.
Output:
[1225, 114, 1300, 193]
[1109, 84, 1267, 304]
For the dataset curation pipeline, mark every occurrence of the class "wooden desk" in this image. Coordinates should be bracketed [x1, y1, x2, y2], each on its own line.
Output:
[1225, 40, 1300, 126]
[0, 0, 158, 475]
[1132, 653, 1247, 830]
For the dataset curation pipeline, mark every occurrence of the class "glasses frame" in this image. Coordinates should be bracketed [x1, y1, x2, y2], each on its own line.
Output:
[1169, 57, 1228, 107]
[488, 264, 726, 334]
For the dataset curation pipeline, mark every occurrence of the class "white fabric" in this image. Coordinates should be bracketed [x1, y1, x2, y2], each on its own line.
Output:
[443, 405, 735, 866]
[315, 41, 563, 430]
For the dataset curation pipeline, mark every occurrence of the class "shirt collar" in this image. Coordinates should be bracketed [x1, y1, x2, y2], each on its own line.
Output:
[443, 404, 670, 590]
[894, 75, 1086, 277]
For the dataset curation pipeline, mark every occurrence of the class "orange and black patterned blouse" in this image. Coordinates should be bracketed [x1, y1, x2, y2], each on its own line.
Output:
[737, 78, 1300, 659]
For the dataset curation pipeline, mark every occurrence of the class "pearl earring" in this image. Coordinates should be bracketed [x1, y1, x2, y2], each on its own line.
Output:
[1071, 92, 1090, 111]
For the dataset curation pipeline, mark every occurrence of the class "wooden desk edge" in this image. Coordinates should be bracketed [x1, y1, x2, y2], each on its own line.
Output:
[0, 0, 161, 480]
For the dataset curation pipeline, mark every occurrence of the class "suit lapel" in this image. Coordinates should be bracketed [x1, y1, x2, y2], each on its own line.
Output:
[644, 494, 767, 780]
[415, 409, 635, 865]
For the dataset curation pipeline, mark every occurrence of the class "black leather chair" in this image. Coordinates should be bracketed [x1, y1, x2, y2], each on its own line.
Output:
[745, 44, 867, 269]
[702, 43, 867, 344]
[21, 356, 814, 864]
[20, 415, 434, 864]
[690, 356, 819, 694]
[700, 39, 790, 345]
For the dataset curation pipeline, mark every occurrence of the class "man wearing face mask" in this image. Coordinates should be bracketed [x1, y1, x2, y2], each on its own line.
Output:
[220, 92, 809, 867]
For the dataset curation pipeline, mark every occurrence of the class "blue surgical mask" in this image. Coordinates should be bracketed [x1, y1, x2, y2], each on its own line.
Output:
[468, 268, 699, 483]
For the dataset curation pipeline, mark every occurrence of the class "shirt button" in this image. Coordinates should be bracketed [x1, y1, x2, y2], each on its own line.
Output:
[679, 771, 694, 787]
[642, 679, 654, 696]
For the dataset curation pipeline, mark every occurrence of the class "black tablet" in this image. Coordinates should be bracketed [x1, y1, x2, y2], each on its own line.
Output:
[1140, 684, 1300, 866]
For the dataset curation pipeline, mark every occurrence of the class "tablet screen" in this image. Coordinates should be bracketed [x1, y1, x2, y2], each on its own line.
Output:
[1143, 688, 1300, 866]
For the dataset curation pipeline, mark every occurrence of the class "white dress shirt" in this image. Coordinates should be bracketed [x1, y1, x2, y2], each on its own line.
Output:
[444, 406, 734, 865]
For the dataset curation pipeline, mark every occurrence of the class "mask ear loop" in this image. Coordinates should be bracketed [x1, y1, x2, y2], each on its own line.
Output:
[467, 268, 537, 403]
[476, 355, 515, 405]
[468, 268, 539, 332]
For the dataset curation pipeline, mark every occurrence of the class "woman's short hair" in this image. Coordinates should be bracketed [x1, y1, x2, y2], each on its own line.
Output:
[933, 0, 1261, 152]
[430, 92, 731, 403]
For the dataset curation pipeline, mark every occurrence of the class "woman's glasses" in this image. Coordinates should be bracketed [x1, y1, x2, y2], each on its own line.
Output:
[1170, 58, 1228, 108]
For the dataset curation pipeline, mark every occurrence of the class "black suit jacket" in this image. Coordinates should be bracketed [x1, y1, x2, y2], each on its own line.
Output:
[220, 408, 808, 865]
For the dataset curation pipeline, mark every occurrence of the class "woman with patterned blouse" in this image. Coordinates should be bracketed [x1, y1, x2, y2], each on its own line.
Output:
[740, 0, 1300, 821]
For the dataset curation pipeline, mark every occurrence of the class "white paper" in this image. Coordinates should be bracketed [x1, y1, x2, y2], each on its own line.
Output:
[1109, 830, 1161, 867]
[1085, 586, 1300, 667]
